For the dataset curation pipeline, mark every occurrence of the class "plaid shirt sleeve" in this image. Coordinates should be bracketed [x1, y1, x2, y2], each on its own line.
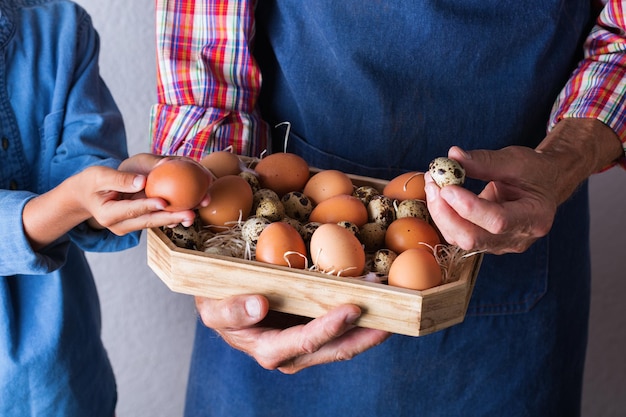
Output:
[549, 0, 626, 168]
[153, 0, 626, 166]
[150, 0, 268, 159]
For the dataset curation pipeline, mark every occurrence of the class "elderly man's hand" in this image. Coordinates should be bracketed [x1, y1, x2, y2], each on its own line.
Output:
[425, 118, 623, 255]
[194, 295, 390, 374]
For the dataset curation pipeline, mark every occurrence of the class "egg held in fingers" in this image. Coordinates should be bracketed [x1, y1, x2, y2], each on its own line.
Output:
[145, 158, 212, 211]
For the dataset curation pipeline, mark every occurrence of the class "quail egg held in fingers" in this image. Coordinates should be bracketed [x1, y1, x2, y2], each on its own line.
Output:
[428, 157, 466, 187]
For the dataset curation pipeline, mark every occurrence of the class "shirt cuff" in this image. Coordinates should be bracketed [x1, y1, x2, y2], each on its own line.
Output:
[0, 191, 68, 275]
[149, 103, 268, 159]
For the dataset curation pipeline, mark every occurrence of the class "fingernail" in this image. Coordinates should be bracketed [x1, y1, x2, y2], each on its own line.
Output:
[181, 218, 194, 227]
[424, 182, 438, 201]
[456, 147, 471, 160]
[133, 175, 145, 189]
[245, 298, 262, 319]
[345, 310, 361, 324]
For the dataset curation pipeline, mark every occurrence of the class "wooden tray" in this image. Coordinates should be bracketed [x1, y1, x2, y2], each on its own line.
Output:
[147, 226, 482, 336]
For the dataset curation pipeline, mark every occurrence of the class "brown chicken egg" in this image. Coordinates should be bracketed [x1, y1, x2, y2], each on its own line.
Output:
[303, 169, 354, 204]
[255, 222, 307, 269]
[387, 248, 442, 290]
[383, 172, 426, 201]
[199, 151, 242, 178]
[309, 194, 368, 227]
[254, 153, 310, 196]
[145, 157, 212, 211]
[198, 175, 253, 232]
[385, 217, 441, 254]
[309, 223, 366, 277]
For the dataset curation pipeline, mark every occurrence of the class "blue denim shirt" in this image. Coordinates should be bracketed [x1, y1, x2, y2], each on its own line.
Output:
[0, 1, 138, 415]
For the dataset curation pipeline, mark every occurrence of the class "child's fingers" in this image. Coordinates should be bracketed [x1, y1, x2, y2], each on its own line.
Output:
[95, 198, 195, 233]
[83, 166, 147, 194]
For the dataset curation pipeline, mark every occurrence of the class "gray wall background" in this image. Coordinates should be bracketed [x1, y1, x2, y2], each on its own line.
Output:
[77, 1, 626, 415]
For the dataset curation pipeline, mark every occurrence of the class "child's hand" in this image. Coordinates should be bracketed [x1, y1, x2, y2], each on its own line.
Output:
[117, 153, 212, 207]
[23, 154, 209, 250]
[76, 164, 198, 236]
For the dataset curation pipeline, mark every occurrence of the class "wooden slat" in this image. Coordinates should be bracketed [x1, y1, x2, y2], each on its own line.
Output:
[147, 227, 482, 336]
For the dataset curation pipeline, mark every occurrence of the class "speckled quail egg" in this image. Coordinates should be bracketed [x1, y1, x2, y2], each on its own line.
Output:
[367, 195, 396, 227]
[337, 220, 360, 237]
[359, 222, 387, 252]
[372, 249, 398, 276]
[282, 217, 308, 241]
[396, 199, 430, 222]
[253, 188, 280, 209]
[353, 185, 380, 206]
[239, 169, 260, 193]
[162, 221, 203, 250]
[255, 197, 285, 222]
[281, 191, 314, 223]
[241, 216, 271, 246]
[429, 157, 466, 187]
[302, 221, 322, 242]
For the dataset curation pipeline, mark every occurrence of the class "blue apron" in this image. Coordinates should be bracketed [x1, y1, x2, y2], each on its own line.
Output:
[186, 1, 593, 416]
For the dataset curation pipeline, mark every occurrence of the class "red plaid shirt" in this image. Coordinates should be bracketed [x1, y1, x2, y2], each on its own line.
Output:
[151, 0, 626, 167]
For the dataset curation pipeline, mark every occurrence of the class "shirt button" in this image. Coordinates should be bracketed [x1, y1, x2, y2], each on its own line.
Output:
[1, 137, 8, 150]
[9, 180, 18, 190]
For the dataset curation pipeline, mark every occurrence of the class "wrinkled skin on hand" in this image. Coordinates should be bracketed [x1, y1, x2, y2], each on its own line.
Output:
[194, 295, 390, 374]
[424, 145, 558, 255]
[425, 119, 623, 255]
